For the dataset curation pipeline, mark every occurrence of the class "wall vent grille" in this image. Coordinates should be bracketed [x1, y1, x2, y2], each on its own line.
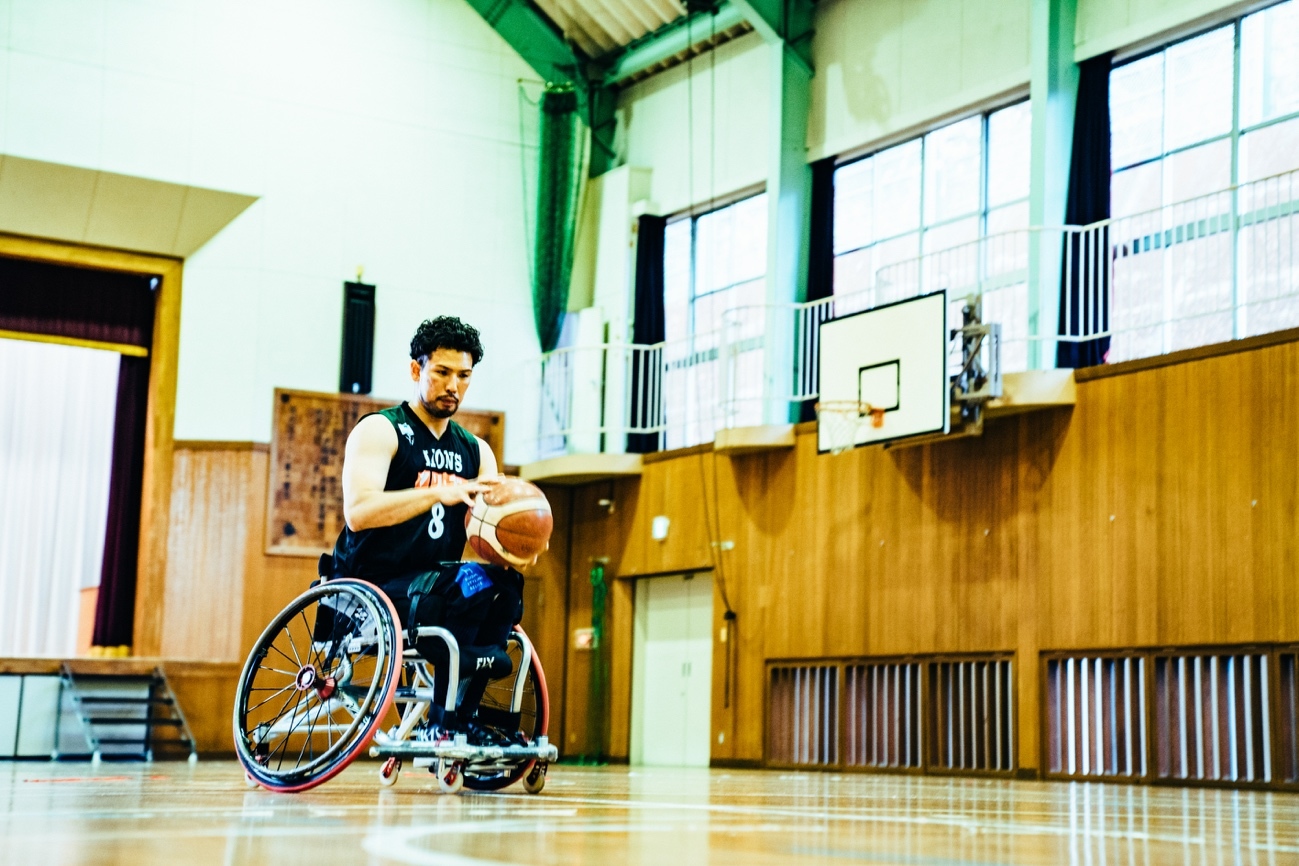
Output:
[927, 658, 1015, 773]
[844, 662, 922, 769]
[768, 664, 839, 767]
[1151, 652, 1270, 784]
[1045, 656, 1146, 779]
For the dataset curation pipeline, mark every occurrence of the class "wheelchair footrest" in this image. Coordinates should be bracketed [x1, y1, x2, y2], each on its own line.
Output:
[369, 735, 557, 764]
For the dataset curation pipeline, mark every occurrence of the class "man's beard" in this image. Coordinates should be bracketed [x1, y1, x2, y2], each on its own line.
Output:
[421, 394, 458, 419]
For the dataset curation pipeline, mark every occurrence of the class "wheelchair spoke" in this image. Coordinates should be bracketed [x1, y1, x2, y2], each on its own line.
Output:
[256, 679, 302, 749]
[266, 640, 299, 670]
[258, 665, 299, 678]
[244, 681, 297, 714]
[297, 696, 326, 768]
[272, 691, 309, 772]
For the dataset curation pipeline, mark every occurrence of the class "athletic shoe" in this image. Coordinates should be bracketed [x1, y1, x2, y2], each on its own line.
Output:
[463, 721, 514, 747]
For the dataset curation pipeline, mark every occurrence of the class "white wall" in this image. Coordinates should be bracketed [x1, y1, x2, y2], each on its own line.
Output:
[619, 31, 769, 215]
[809, 0, 1031, 162]
[1075, 0, 1251, 60]
[0, 0, 540, 462]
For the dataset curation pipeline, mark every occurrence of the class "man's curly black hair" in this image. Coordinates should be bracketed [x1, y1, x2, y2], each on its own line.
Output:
[410, 316, 484, 366]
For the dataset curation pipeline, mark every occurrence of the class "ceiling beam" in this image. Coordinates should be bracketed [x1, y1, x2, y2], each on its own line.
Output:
[602, 0, 746, 86]
[728, 0, 813, 70]
[463, 0, 590, 84]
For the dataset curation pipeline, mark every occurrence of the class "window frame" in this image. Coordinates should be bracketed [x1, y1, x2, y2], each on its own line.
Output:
[664, 187, 768, 344]
[1110, 2, 1299, 200]
[830, 98, 1032, 288]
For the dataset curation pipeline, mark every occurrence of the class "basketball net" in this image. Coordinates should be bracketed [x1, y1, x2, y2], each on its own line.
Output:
[814, 401, 885, 455]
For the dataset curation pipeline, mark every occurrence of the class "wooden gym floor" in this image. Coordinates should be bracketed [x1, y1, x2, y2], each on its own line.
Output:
[3, 761, 1299, 865]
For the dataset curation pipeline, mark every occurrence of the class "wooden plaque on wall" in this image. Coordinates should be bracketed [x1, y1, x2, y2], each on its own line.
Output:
[266, 388, 506, 557]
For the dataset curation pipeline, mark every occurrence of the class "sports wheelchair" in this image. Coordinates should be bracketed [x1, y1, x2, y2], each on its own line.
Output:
[232, 577, 557, 794]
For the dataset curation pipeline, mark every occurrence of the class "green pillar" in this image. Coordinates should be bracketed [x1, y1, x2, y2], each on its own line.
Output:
[1027, 0, 1079, 369]
[762, 41, 812, 423]
[730, 0, 814, 424]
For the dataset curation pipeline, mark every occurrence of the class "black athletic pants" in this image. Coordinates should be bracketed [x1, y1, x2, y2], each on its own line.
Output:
[374, 563, 523, 725]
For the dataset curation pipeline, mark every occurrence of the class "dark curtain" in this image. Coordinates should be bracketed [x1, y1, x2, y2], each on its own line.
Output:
[1057, 52, 1114, 368]
[627, 214, 666, 454]
[0, 255, 155, 649]
[0, 257, 154, 347]
[92, 354, 152, 647]
[799, 156, 837, 421]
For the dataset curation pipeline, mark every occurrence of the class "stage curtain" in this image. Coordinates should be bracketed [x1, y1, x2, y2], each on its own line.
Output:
[92, 354, 151, 648]
[532, 84, 587, 353]
[0, 339, 119, 656]
[0, 257, 154, 347]
[1057, 52, 1114, 368]
[628, 214, 667, 454]
[800, 156, 837, 421]
[0, 255, 155, 651]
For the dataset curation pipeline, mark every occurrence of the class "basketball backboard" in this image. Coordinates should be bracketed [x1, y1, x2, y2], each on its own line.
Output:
[816, 291, 949, 451]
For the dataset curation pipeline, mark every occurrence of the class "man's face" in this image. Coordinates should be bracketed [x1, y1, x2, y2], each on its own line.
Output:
[410, 347, 474, 419]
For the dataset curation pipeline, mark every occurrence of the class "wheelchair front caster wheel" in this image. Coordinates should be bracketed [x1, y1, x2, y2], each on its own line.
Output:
[436, 760, 464, 794]
[522, 761, 547, 794]
[244, 772, 259, 790]
[379, 757, 401, 788]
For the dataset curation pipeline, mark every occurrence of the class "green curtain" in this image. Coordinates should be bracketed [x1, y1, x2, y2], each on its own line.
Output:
[532, 84, 586, 353]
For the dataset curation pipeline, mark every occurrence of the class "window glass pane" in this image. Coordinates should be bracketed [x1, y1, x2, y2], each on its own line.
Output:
[1164, 138, 1231, 203]
[871, 232, 922, 306]
[987, 101, 1032, 207]
[873, 139, 922, 237]
[987, 201, 1029, 235]
[924, 116, 982, 223]
[1112, 162, 1162, 218]
[664, 219, 691, 344]
[1241, 0, 1299, 127]
[1111, 53, 1165, 168]
[694, 193, 767, 295]
[1164, 26, 1233, 151]
[834, 156, 874, 254]
[922, 217, 979, 256]
[1240, 115, 1299, 182]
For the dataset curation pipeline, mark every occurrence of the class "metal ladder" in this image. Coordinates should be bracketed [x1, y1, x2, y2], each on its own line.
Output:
[55, 664, 198, 763]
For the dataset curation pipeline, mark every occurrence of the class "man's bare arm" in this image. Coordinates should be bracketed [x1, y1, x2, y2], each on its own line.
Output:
[476, 435, 499, 479]
[341, 414, 488, 532]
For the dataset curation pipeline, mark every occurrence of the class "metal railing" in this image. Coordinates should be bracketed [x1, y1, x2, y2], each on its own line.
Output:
[1067, 167, 1299, 362]
[529, 168, 1298, 460]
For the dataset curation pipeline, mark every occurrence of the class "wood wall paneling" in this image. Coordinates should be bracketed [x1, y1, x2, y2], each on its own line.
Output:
[548, 336, 1299, 773]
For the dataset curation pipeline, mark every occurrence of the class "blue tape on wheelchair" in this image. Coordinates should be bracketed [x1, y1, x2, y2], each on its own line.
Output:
[455, 562, 494, 598]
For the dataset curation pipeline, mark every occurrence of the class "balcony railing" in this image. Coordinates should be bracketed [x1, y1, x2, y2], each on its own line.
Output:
[530, 168, 1299, 461]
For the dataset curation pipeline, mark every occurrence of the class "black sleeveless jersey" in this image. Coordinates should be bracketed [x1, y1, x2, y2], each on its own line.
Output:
[331, 403, 482, 580]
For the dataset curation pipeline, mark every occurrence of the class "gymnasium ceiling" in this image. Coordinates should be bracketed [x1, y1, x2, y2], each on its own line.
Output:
[534, 0, 687, 57]
[532, 0, 754, 84]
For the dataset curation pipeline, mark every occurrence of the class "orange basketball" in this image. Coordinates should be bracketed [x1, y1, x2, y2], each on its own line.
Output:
[464, 478, 553, 568]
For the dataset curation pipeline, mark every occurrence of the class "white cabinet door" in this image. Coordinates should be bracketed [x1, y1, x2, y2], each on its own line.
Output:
[682, 574, 714, 767]
[632, 573, 713, 768]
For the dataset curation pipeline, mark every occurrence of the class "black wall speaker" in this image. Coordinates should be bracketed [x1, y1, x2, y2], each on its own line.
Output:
[340, 281, 375, 394]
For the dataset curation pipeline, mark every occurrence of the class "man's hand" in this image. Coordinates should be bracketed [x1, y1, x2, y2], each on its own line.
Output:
[429, 478, 493, 508]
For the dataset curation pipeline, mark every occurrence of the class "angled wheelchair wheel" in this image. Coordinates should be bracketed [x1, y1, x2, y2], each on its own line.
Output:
[233, 579, 402, 792]
[463, 627, 551, 792]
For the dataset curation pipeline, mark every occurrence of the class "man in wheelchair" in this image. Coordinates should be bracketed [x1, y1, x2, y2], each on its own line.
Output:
[323, 316, 527, 746]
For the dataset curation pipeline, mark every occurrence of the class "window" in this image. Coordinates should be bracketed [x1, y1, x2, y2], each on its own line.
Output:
[663, 193, 768, 449]
[833, 102, 1032, 369]
[1109, 0, 1299, 359]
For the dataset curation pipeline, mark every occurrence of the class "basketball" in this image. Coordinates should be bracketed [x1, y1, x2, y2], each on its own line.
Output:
[465, 478, 553, 568]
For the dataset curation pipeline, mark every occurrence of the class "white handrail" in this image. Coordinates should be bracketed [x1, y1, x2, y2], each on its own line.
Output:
[528, 166, 1299, 460]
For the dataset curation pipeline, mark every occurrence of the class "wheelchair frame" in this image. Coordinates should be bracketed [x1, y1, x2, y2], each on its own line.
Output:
[233, 578, 556, 794]
[369, 623, 558, 792]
